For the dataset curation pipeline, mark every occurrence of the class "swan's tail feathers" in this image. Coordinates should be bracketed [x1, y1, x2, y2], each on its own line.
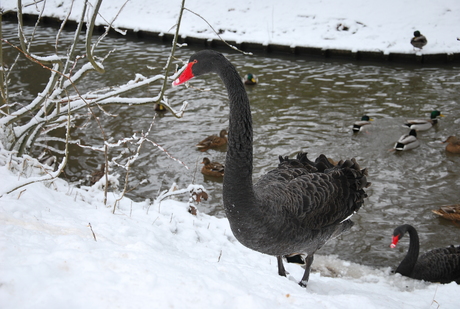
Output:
[296, 152, 315, 165]
[335, 158, 371, 190]
[328, 158, 371, 214]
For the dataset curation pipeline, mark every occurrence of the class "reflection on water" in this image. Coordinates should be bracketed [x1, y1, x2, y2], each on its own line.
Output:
[3, 21, 460, 269]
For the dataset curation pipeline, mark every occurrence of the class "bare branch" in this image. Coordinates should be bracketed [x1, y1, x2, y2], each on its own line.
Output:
[85, 0, 105, 73]
[183, 7, 253, 56]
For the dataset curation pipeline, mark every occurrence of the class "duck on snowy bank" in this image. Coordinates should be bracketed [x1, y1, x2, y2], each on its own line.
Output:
[410, 31, 427, 49]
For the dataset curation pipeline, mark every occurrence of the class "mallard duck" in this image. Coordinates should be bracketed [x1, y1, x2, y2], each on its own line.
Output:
[154, 103, 167, 112]
[352, 115, 373, 132]
[243, 73, 258, 85]
[403, 110, 444, 131]
[394, 129, 420, 151]
[201, 157, 224, 177]
[410, 30, 427, 49]
[196, 129, 228, 150]
[443, 136, 460, 154]
[432, 204, 460, 221]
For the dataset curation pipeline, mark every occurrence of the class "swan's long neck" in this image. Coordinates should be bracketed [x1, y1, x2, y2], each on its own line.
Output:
[216, 60, 260, 231]
[396, 225, 420, 276]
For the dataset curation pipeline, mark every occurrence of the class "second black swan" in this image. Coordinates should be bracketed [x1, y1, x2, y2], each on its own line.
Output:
[173, 50, 370, 287]
[391, 224, 460, 284]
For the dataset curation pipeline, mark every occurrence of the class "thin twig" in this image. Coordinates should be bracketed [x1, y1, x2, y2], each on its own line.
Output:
[156, 0, 186, 106]
[88, 223, 97, 242]
[183, 7, 253, 55]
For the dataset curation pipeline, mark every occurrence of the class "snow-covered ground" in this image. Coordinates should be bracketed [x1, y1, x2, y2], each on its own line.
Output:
[2, 1, 460, 308]
[1, 151, 458, 309]
[4, 0, 460, 54]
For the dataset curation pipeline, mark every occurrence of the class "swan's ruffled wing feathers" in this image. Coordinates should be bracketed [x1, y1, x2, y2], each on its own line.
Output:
[254, 153, 369, 230]
[414, 245, 460, 283]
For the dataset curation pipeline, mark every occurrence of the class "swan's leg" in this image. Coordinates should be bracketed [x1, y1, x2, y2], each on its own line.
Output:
[299, 254, 314, 287]
[277, 256, 288, 277]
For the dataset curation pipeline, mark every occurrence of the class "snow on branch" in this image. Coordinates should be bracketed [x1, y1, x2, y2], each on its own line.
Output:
[1, 0, 199, 208]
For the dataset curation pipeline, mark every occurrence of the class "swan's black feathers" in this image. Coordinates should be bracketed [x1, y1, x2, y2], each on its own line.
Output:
[254, 152, 369, 231]
[393, 224, 460, 284]
[177, 50, 371, 286]
[414, 245, 460, 283]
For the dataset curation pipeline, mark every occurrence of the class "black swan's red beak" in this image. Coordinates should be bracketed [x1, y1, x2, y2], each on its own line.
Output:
[172, 60, 196, 86]
[390, 235, 400, 248]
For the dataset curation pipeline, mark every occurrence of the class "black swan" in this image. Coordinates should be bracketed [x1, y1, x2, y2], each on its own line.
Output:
[173, 50, 370, 287]
[390, 224, 460, 284]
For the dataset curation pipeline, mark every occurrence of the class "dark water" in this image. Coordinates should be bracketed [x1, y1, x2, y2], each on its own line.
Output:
[3, 21, 460, 269]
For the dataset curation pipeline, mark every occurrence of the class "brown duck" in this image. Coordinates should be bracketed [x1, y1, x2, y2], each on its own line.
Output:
[432, 204, 460, 221]
[443, 136, 460, 154]
[201, 157, 224, 177]
[196, 129, 228, 150]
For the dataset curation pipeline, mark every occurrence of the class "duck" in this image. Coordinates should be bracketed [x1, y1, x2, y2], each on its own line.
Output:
[154, 103, 167, 112]
[443, 136, 460, 154]
[394, 129, 419, 151]
[90, 163, 106, 185]
[201, 157, 224, 177]
[410, 30, 427, 49]
[352, 115, 373, 133]
[403, 110, 444, 131]
[243, 73, 258, 85]
[37, 150, 56, 169]
[432, 204, 460, 222]
[195, 129, 228, 150]
[173, 50, 370, 287]
[390, 224, 460, 284]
